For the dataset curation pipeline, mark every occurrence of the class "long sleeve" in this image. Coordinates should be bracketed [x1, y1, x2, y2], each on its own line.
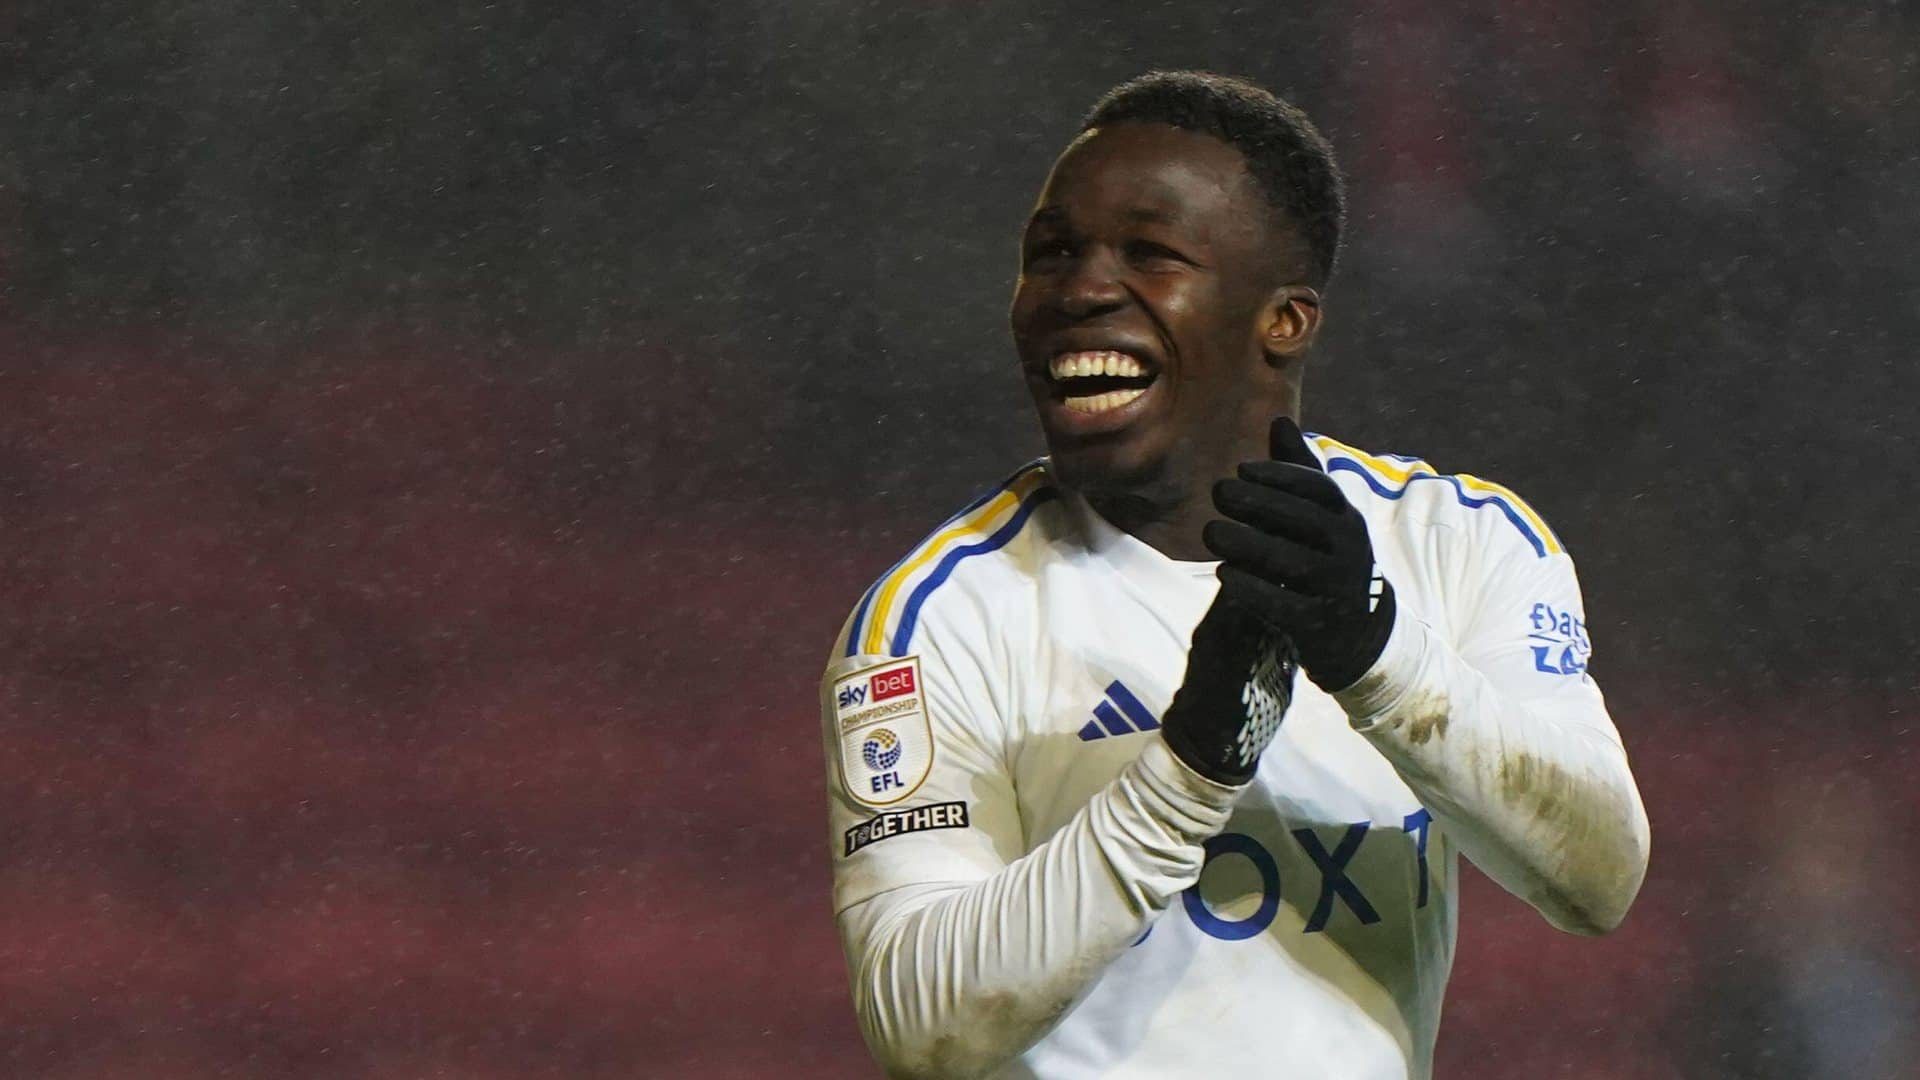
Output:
[1332, 546, 1651, 935]
[838, 739, 1238, 1078]
[823, 637, 1242, 1079]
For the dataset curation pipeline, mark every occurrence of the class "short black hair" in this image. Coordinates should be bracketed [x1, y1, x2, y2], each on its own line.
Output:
[1083, 71, 1346, 286]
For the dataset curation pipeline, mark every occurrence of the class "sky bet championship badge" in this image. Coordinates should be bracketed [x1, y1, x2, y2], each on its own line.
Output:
[832, 656, 933, 807]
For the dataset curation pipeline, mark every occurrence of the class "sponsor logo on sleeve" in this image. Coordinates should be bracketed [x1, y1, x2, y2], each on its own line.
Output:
[832, 656, 933, 807]
[870, 665, 916, 702]
[843, 800, 971, 856]
[1527, 602, 1591, 677]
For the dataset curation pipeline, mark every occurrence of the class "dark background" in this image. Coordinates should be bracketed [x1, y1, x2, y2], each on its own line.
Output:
[3, 2, 1915, 1077]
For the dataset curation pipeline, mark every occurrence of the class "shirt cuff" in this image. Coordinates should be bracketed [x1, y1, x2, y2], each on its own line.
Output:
[1329, 603, 1436, 731]
[1137, 736, 1246, 821]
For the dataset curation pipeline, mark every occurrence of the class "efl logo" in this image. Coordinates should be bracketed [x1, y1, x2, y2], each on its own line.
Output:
[833, 655, 930, 808]
[870, 666, 916, 703]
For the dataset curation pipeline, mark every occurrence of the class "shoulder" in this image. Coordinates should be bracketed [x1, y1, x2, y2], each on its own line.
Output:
[1308, 432, 1567, 563]
[831, 459, 1065, 662]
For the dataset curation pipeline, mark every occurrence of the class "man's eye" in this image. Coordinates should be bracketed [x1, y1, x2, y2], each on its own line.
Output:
[1024, 240, 1073, 266]
[1127, 240, 1187, 265]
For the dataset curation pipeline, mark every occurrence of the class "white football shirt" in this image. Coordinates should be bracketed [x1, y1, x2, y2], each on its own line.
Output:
[821, 435, 1648, 1079]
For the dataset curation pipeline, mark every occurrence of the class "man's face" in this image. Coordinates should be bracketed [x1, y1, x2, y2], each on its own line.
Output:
[1009, 122, 1290, 498]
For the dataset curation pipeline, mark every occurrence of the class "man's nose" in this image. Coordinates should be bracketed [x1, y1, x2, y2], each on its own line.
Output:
[1055, 249, 1127, 318]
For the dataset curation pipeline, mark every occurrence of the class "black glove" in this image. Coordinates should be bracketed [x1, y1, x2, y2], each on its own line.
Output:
[1201, 416, 1398, 694]
[1159, 574, 1299, 787]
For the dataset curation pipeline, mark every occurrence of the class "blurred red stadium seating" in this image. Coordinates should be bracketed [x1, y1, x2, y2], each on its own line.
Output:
[0, 331, 1911, 1077]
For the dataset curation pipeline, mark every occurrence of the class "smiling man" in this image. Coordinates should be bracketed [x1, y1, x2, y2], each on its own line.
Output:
[819, 71, 1649, 1079]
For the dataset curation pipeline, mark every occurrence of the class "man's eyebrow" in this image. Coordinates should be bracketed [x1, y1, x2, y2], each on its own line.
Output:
[1026, 205, 1186, 228]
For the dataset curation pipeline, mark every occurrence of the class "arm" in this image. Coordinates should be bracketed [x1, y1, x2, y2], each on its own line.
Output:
[1204, 417, 1648, 935]
[1331, 551, 1649, 935]
[835, 738, 1234, 1079]
[825, 595, 1285, 1077]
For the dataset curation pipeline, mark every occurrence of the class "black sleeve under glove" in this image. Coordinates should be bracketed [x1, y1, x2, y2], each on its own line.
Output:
[1201, 416, 1398, 694]
[1158, 586, 1298, 787]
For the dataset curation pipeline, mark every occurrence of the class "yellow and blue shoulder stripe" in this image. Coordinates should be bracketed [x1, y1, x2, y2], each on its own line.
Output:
[844, 461, 1057, 658]
[1310, 433, 1564, 558]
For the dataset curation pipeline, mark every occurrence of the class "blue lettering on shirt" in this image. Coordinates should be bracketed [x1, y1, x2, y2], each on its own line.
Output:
[1528, 602, 1591, 677]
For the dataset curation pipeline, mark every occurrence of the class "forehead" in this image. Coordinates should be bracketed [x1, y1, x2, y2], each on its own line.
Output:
[1031, 123, 1264, 234]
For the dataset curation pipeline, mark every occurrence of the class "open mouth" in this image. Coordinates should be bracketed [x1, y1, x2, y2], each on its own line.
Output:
[1048, 350, 1159, 415]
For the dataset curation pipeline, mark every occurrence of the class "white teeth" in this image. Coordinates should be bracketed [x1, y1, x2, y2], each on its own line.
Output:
[1061, 387, 1147, 414]
[1049, 350, 1148, 381]
[1048, 349, 1151, 415]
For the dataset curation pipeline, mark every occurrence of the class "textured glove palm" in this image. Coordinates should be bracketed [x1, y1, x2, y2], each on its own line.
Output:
[1158, 587, 1298, 787]
[1202, 416, 1398, 694]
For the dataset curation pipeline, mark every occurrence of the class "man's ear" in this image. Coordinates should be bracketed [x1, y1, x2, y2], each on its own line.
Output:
[1260, 285, 1322, 364]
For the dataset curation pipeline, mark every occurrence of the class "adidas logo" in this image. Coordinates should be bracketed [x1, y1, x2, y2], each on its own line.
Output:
[1076, 681, 1161, 741]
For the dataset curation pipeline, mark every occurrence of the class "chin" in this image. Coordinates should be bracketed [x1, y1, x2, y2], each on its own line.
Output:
[1043, 433, 1170, 501]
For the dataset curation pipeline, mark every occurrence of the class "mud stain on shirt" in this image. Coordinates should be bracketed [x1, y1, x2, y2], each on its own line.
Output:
[919, 988, 1078, 1079]
[1496, 749, 1637, 933]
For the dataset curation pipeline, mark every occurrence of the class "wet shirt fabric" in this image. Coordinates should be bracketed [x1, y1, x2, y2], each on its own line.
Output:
[820, 435, 1645, 1080]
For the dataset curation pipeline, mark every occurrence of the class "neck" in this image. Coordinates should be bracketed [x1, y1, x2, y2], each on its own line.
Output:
[1084, 486, 1217, 562]
[1077, 388, 1301, 564]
